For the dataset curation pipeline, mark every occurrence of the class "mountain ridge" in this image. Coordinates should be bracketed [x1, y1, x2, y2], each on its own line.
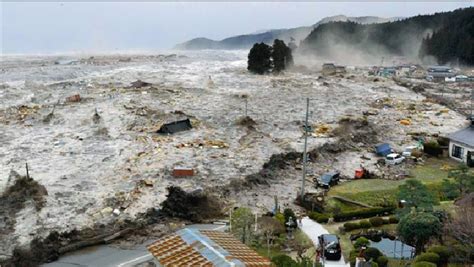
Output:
[174, 15, 403, 50]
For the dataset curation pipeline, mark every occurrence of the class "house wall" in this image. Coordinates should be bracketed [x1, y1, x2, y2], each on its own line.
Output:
[449, 141, 474, 163]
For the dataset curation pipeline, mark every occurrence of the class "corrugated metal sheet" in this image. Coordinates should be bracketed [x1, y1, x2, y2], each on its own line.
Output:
[147, 228, 273, 267]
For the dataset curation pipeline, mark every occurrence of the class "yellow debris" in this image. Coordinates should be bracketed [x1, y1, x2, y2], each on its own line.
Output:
[440, 164, 453, 171]
[400, 119, 411, 126]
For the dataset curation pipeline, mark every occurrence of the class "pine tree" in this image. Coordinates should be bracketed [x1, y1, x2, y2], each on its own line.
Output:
[247, 43, 272, 74]
[272, 39, 293, 73]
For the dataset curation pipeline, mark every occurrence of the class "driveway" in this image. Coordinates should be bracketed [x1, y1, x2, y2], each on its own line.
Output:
[300, 217, 349, 267]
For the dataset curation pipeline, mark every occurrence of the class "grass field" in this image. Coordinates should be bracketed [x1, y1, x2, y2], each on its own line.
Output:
[327, 158, 459, 206]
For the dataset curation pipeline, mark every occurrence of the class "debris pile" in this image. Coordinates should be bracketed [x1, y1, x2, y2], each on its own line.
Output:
[160, 186, 222, 222]
[0, 171, 48, 259]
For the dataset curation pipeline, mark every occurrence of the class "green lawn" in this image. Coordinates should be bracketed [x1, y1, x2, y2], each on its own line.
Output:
[327, 158, 459, 206]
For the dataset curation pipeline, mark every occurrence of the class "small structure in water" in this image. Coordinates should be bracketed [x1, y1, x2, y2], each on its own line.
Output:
[157, 119, 192, 134]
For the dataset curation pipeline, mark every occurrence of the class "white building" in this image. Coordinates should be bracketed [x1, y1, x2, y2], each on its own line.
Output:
[448, 120, 474, 167]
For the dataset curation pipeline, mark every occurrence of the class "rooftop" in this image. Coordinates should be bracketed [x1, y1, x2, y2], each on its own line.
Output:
[147, 228, 273, 267]
[449, 126, 474, 147]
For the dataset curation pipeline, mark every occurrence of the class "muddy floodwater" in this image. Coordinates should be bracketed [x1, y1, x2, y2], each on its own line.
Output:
[0, 51, 467, 259]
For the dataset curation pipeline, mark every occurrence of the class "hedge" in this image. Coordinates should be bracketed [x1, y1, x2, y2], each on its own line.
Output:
[388, 215, 399, 224]
[359, 220, 372, 228]
[415, 252, 440, 265]
[427, 245, 450, 263]
[343, 222, 360, 231]
[308, 212, 330, 223]
[376, 256, 388, 267]
[333, 207, 395, 222]
[369, 217, 384, 227]
[412, 261, 437, 267]
[365, 247, 382, 261]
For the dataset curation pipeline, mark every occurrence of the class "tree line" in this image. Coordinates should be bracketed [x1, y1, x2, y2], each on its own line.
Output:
[300, 7, 474, 65]
[247, 39, 294, 74]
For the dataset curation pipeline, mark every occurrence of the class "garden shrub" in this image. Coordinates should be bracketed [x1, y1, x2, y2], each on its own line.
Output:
[369, 217, 384, 227]
[354, 237, 370, 249]
[308, 212, 330, 223]
[423, 141, 442, 157]
[364, 247, 382, 260]
[376, 256, 388, 267]
[359, 220, 372, 228]
[412, 261, 437, 267]
[388, 215, 399, 224]
[427, 245, 450, 264]
[333, 207, 395, 222]
[275, 213, 285, 226]
[415, 252, 440, 265]
[343, 222, 360, 231]
[272, 255, 297, 266]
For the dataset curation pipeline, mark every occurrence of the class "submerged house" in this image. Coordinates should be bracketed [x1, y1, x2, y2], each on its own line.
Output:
[426, 66, 455, 82]
[448, 117, 474, 167]
[322, 63, 346, 75]
[157, 119, 192, 134]
[147, 228, 272, 266]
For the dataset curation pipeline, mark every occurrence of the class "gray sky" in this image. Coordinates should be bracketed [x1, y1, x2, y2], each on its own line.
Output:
[2, 2, 472, 54]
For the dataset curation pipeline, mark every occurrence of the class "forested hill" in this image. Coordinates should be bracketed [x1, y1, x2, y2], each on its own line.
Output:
[300, 7, 474, 65]
[174, 15, 401, 50]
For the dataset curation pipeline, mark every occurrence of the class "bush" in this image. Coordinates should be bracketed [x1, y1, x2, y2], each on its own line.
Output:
[412, 261, 437, 267]
[427, 245, 450, 264]
[359, 220, 372, 228]
[364, 247, 382, 260]
[272, 255, 297, 266]
[388, 215, 399, 224]
[376, 256, 388, 267]
[370, 262, 378, 267]
[333, 207, 395, 222]
[369, 217, 384, 227]
[275, 213, 285, 226]
[424, 141, 442, 157]
[343, 222, 360, 231]
[382, 218, 390, 224]
[308, 212, 330, 223]
[354, 237, 370, 249]
[415, 252, 440, 265]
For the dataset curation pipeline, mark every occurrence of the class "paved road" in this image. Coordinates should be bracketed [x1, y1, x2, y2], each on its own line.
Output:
[42, 224, 227, 267]
[300, 217, 349, 267]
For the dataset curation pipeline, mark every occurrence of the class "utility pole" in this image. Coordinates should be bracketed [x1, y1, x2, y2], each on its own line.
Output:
[470, 88, 473, 120]
[25, 162, 30, 179]
[245, 98, 248, 117]
[301, 98, 310, 199]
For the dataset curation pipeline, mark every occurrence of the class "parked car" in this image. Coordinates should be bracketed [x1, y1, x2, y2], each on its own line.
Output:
[318, 234, 342, 261]
[385, 153, 405, 165]
[316, 171, 340, 188]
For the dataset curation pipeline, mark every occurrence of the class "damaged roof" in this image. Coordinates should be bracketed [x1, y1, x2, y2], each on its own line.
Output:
[449, 126, 474, 147]
[147, 228, 272, 267]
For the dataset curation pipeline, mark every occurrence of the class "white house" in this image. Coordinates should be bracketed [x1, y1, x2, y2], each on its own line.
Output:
[448, 120, 474, 167]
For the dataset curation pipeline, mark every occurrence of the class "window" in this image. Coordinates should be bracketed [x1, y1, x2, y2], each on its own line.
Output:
[452, 144, 463, 159]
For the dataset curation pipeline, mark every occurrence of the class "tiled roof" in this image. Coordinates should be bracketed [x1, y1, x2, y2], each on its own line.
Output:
[147, 228, 273, 267]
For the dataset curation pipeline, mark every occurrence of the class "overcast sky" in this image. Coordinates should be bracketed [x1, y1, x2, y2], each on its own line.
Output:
[1, 2, 472, 54]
